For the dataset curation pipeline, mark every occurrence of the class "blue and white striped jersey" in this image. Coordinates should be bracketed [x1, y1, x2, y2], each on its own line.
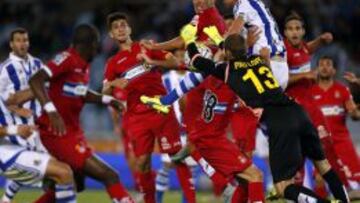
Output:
[233, 0, 285, 57]
[0, 53, 45, 125]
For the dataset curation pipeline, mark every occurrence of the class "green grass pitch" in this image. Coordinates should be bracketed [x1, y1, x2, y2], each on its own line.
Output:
[5, 189, 360, 203]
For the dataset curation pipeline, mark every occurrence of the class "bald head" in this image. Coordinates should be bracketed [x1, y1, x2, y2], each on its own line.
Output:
[224, 34, 247, 60]
[72, 24, 99, 46]
[72, 24, 99, 62]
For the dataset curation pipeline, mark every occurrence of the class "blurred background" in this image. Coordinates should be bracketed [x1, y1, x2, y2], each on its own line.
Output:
[0, 0, 359, 196]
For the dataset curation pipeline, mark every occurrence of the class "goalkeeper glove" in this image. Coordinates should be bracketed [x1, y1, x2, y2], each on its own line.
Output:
[180, 24, 197, 46]
[203, 26, 224, 46]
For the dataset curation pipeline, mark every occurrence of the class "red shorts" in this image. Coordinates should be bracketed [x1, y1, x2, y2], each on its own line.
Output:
[192, 135, 252, 177]
[333, 137, 360, 181]
[39, 129, 92, 172]
[127, 110, 182, 157]
[121, 114, 134, 159]
[231, 106, 258, 153]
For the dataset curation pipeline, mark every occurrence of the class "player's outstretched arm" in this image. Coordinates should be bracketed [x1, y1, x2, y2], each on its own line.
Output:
[307, 32, 333, 54]
[288, 70, 317, 86]
[29, 70, 66, 135]
[142, 37, 185, 51]
[137, 51, 181, 70]
[84, 89, 125, 112]
[5, 89, 34, 106]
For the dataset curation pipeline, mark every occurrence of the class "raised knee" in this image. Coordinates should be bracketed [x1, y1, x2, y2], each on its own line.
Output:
[55, 163, 73, 184]
[103, 168, 120, 183]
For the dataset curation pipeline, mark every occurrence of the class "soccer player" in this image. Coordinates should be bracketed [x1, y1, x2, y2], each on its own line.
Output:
[179, 24, 350, 202]
[102, 13, 195, 203]
[224, 0, 288, 90]
[312, 56, 360, 190]
[0, 27, 47, 203]
[28, 24, 134, 203]
[283, 12, 349, 196]
[0, 97, 78, 203]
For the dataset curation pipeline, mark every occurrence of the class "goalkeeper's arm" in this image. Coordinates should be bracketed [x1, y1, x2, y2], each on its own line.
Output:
[186, 42, 226, 80]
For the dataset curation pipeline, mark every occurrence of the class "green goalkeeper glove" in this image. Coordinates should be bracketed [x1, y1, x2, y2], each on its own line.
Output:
[203, 26, 224, 46]
[180, 24, 197, 46]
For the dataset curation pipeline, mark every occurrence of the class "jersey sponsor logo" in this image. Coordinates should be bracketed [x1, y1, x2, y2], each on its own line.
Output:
[52, 52, 70, 66]
[320, 105, 345, 116]
[122, 64, 149, 80]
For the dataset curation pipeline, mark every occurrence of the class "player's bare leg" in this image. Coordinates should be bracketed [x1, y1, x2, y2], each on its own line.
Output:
[313, 159, 350, 202]
[135, 153, 156, 203]
[274, 178, 329, 203]
[35, 158, 77, 203]
[235, 164, 264, 203]
[82, 155, 134, 203]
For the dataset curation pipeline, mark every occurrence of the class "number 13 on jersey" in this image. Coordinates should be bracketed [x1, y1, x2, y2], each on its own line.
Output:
[242, 66, 280, 94]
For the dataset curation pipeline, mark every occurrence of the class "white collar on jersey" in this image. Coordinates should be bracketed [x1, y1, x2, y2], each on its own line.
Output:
[9, 52, 34, 64]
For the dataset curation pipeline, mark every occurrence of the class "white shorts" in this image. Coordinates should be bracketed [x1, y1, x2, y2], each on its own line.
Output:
[270, 59, 289, 90]
[0, 144, 50, 186]
[254, 129, 269, 158]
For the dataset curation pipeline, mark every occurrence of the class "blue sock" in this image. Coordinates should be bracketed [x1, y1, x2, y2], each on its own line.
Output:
[155, 167, 170, 203]
[160, 90, 179, 105]
[55, 184, 76, 203]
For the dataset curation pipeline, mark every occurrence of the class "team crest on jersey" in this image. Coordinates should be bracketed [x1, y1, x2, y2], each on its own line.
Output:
[52, 52, 70, 66]
[313, 95, 321, 100]
[334, 91, 341, 98]
[160, 137, 171, 150]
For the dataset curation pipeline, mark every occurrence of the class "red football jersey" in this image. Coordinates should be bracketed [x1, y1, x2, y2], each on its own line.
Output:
[184, 7, 227, 130]
[285, 39, 314, 101]
[37, 48, 90, 133]
[311, 82, 352, 139]
[104, 42, 168, 114]
[189, 76, 237, 140]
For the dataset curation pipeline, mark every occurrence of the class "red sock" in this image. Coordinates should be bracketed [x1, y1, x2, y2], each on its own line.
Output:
[33, 189, 55, 203]
[138, 171, 156, 203]
[248, 182, 264, 203]
[106, 182, 132, 202]
[314, 184, 328, 198]
[174, 163, 196, 203]
[321, 136, 349, 186]
[132, 171, 141, 191]
[232, 186, 248, 203]
[191, 150, 228, 196]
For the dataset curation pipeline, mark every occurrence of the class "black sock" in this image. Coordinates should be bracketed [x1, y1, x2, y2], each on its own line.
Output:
[322, 169, 349, 202]
[284, 184, 329, 203]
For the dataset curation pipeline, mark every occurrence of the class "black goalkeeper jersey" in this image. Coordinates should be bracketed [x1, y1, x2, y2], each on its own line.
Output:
[187, 43, 293, 108]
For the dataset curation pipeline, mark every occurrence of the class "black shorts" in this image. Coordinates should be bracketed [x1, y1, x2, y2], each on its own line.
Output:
[261, 103, 325, 183]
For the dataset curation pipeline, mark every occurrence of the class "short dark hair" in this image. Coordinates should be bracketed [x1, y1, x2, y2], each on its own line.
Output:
[224, 34, 247, 60]
[72, 24, 99, 45]
[10, 27, 28, 41]
[224, 13, 234, 20]
[284, 11, 304, 27]
[317, 55, 337, 67]
[106, 12, 128, 30]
